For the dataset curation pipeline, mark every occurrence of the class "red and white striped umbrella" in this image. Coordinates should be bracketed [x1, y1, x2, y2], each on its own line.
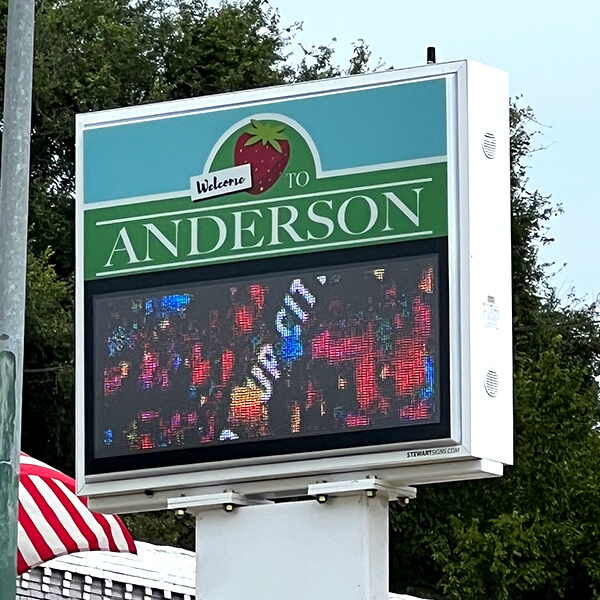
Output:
[17, 452, 136, 575]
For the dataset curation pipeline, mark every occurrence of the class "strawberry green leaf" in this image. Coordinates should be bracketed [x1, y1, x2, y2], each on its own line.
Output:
[243, 120, 288, 153]
[244, 135, 263, 147]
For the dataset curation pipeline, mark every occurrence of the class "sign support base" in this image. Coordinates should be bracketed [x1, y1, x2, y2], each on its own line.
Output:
[169, 478, 415, 600]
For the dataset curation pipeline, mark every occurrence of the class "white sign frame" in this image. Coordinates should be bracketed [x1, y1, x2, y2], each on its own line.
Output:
[75, 60, 512, 513]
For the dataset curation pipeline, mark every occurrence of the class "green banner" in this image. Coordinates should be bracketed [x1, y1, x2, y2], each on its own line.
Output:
[84, 118, 448, 280]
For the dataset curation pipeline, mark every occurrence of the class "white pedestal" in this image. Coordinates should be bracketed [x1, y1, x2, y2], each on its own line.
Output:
[194, 494, 389, 600]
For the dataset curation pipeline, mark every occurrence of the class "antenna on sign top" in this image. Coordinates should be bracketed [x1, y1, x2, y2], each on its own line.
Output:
[427, 46, 436, 64]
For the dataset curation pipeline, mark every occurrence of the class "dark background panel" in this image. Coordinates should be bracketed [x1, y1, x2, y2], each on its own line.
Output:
[84, 238, 449, 475]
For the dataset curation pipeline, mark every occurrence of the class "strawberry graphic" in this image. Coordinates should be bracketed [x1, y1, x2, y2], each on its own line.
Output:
[234, 120, 290, 195]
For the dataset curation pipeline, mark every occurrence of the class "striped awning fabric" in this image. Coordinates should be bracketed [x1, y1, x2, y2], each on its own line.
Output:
[17, 452, 136, 575]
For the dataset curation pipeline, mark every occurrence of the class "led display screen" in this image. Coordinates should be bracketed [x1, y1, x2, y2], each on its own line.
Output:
[86, 242, 449, 473]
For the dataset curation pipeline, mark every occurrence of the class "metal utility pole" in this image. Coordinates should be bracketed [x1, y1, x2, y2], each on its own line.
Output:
[0, 0, 36, 595]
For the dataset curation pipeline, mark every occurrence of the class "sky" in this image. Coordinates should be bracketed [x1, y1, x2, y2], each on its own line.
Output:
[264, 0, 600, 302]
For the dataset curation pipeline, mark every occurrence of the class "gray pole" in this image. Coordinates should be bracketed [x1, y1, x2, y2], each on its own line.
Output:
[0, 0, 36, 594]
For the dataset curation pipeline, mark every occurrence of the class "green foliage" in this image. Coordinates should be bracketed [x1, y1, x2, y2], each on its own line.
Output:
[509, 103, 554, 331]
[15, 0, 377, 539]
[14, 2, 600, 592]
[121, 510, 195, 551]
[424, 344, 600, 600]
[23, 248, 74, 474]
[430, 512, 562, 600]
[291, 38, 379, 82]
[389, 103, 600, 599]
[158, 0, 288, 97]
[391, 342, 600, 599]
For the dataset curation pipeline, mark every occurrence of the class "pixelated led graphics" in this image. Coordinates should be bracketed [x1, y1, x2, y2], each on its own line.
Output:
[94, 255, 441, 458]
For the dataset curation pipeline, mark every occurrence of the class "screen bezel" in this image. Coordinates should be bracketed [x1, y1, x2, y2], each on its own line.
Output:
[84, 237, 450, 476]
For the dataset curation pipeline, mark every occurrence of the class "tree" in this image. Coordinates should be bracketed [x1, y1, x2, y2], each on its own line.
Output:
[22, 248, 74, 474]
[15, 0, 377, 540]
[13, 3, 600, 594]
[389, 104, 600, 600]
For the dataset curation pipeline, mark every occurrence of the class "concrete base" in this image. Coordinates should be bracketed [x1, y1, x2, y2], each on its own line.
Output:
[195, 494, 389, 600]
